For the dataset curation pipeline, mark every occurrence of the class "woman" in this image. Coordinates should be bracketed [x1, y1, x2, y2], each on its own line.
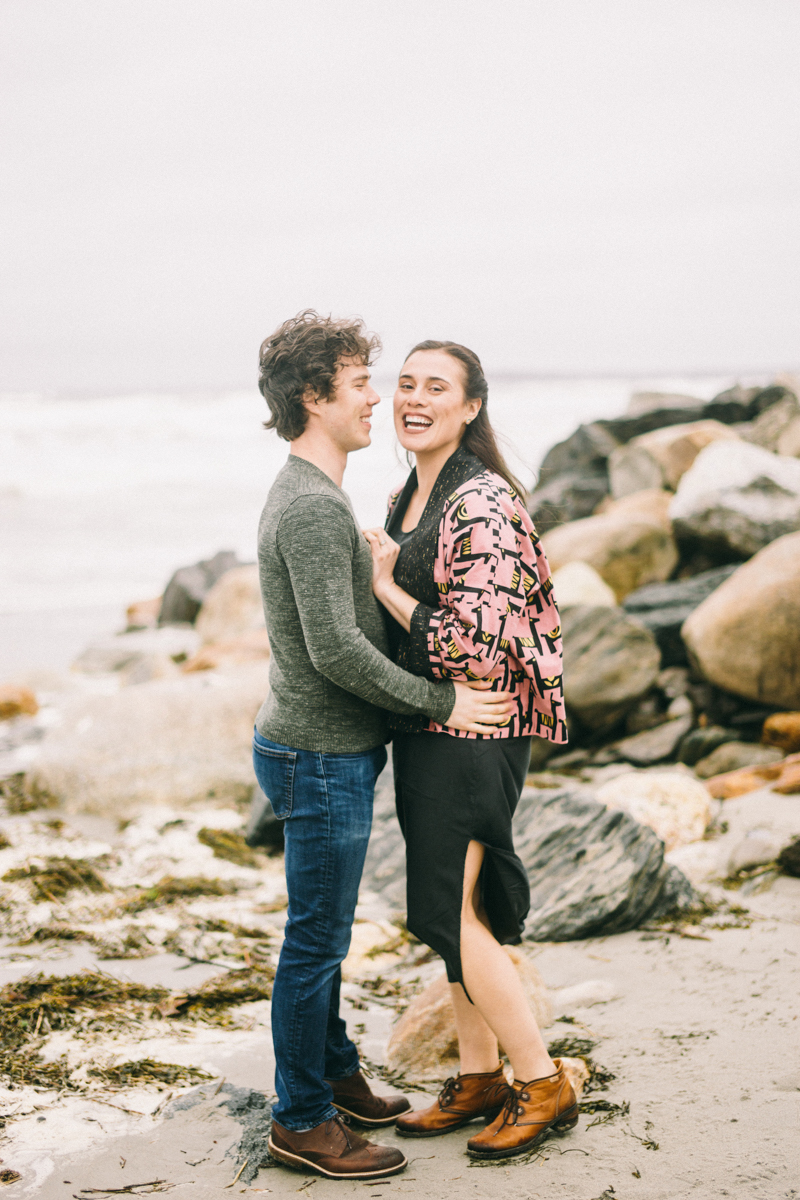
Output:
[363, 341, 575, 1161]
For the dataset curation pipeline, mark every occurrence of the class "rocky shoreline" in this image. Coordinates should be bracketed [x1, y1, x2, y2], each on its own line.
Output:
[1, 377, 799, 1197]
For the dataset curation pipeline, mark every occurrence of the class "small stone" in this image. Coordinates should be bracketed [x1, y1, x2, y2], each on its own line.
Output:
[615, 715, 694, 767]
[772, 759, 800, 795]
[678, 725, 738, 766]
[761, 712, 800, 756]
[777, 837, 800, 877]
[0, 685, 39, 720]
[728, 830, 787, 876]
[125, 596, 162, 631]
[595, 770, 711, 852]
[703, 762, 786, 800]
[695, 742, 784, 780]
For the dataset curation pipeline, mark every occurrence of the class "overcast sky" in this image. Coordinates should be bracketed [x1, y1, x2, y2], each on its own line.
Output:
[2, 0, 799, 391]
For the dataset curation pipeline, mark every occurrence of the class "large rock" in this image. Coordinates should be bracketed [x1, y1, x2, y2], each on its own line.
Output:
[678, 724, 738, 766]
[385, 949, 552, 1080]
[514, 788, 696, 938]
[550, 561, 617, 609]
[536, 423, 620, 487]
[609, 420, 739, 499]
[595, 770, 711, 852]
[542, 509, 678, 602]
[561, 606, 661, 732]
[626, 391, 702, 417]
[669, 441, 800, 562]
[158, 550, 243, 626]
[681, 532, 800, 709]
[622, 564, 739, 667]
[362, 773, 696, 939]
[596, 488, 673, 529]
[28, 663, 269, 816]
[195, 565, 266, 645]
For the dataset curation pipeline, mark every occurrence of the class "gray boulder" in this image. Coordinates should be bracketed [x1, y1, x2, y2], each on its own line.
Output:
[694, 741, 784, 780]
[622, 564, 739, 666]
[669, 441, 800, 562]
[614, 714, 694, 767]
[159, 550, 242, 626]
[528, 469, 609, 533]
[362, 772, 696, 938]
[516, 788, 696, 939]
[561, 606, 661, 732]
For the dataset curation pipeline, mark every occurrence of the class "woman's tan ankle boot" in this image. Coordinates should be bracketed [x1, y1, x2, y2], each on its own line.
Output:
[394, 1065, 508, 1138]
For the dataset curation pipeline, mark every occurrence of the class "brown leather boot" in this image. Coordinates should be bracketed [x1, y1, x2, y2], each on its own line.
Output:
[394, 1065, 508, 1138]
[325, 1069, 411, 1126]
[268, 1113, 407, 1179]
[466, 1058, 578, 1159]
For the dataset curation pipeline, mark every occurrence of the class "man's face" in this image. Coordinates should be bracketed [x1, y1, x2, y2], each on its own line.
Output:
[310, 357, 381, 453]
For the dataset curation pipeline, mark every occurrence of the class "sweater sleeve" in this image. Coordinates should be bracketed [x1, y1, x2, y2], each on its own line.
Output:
[276, 495, 456, 723]
[408, 482, 552, 682]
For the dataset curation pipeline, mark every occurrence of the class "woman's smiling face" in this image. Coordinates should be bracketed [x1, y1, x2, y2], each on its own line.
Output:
[393, 349, 481, 456]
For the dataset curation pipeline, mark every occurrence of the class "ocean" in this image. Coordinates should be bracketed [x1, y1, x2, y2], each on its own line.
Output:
[0, 374, 741, 673]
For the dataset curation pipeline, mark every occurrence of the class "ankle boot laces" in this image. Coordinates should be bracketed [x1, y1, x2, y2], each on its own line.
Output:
[325, 1112, 353, 1149]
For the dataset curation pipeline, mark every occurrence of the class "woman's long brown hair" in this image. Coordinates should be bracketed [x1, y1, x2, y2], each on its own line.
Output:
[405, 340, 527, 501]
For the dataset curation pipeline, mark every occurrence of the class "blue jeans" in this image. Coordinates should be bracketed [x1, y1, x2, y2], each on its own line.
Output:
[252, 730, 387, 1131]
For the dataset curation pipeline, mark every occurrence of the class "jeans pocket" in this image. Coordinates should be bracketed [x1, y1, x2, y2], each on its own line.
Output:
[252, 738, 297, 819]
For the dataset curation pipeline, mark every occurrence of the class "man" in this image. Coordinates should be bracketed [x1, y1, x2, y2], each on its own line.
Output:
[254, 310, 511, 1180]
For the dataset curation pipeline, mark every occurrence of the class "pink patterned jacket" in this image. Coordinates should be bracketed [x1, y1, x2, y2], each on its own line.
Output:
[385, 448, 567, 743]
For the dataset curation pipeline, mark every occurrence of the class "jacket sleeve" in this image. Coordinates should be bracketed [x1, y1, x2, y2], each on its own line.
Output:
[276, 494, 456, 722]
[407, 482, 557, 684]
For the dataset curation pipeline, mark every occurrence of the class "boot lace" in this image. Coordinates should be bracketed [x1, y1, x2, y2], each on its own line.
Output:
[324, 1112, 353, 1150]
[496, 1082, 524, 1129]
[438, 1076, 459, 1108]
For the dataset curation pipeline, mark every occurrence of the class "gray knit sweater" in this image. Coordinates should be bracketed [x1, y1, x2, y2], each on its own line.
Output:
[254, 456, 456, 752]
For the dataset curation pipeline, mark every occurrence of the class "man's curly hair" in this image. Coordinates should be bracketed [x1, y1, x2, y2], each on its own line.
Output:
[258, 310, 382, 441]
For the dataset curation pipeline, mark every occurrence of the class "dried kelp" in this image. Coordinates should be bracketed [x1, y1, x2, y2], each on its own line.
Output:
[120, 875, 239, 914]
[547, 1036, 615, 1094]
[642, 893, 752, 933]
[581, 1097, 631, 1127]
[0, 830, 11, 849]
[88, 1059, 213, 1089]
[0, 772, 57, 814]
[197, 827, 263, 868]
[2, 857, 110, 901]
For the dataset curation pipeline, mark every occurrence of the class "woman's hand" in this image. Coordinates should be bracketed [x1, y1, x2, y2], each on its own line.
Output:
[448, 680, 516, 734]
[363, 528, 400, 596]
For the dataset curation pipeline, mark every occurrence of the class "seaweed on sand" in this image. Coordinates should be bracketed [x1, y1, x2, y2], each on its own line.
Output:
[0, 772, 57, 814]
[642, 893, 753, 933]
[22, 924, 156, 959]
[197, 827, 263, 868]
[88, 1059, 213, 1089]
[0, 829, 11, 848]
[119, 876, 239, 914]
[3, 857, 110, 901]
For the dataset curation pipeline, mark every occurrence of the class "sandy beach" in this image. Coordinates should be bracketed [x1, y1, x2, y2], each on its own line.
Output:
[0, 762, 797, 1200]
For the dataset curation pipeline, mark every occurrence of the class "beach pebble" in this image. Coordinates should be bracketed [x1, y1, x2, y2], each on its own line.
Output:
[0, 685, 39, 720]
[761, 712, 800, 756]
[695, 741, 784, 780]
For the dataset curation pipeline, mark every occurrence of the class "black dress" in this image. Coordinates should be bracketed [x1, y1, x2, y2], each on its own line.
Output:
[384, 448, 532, 988]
